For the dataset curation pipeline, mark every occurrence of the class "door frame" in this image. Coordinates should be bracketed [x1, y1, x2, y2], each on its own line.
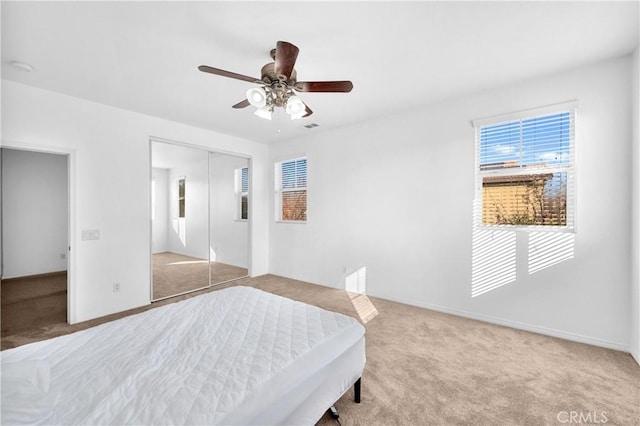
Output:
[0, 142, 76, 324]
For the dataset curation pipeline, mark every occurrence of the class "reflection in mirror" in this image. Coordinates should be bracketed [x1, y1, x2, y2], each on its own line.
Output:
[151, 141, 210, 300]
[209, 152, 249, 285]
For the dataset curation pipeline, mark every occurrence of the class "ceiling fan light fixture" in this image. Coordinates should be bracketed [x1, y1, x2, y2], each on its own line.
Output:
[285, 95, 305, 117]
[290, 109, 306, 120]
[246, 87, 267, 108]
[254, 106, 272, 120]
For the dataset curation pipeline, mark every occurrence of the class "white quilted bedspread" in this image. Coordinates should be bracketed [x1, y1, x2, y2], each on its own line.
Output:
[1, 286, 364, 425]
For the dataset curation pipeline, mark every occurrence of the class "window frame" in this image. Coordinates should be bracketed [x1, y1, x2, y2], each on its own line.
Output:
[472, 101, 578, 233]
[236, 166, 249, 221]
[178, 176, 186, 219]
[275, 156, 308, 223]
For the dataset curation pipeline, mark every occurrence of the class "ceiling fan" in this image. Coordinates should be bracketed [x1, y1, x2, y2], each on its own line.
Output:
[198, 41, 353, 120]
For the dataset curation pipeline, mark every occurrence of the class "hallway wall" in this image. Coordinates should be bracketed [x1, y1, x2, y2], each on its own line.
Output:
[1, 148, 68, 278]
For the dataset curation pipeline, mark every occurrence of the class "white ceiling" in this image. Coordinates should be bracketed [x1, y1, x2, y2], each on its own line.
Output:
[2, 1, 638, 144]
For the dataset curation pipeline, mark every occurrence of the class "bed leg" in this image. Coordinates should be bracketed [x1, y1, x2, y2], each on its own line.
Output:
[329, 406, 339, 419]
[354, 377, 361, 403]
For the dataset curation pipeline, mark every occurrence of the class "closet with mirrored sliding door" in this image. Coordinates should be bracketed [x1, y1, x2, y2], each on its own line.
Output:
[150, 139, 250, 301]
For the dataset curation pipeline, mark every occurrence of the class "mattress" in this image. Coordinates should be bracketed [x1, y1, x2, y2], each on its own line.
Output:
[1, 286, 366, 425]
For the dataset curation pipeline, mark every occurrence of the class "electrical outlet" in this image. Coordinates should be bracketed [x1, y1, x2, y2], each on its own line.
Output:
[113, 282, 120, 292]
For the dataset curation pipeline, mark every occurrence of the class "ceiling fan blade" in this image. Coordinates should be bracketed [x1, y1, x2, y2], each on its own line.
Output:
[303, 104, 313, 118]
[198, 65, 261, 84]
[294, 81, 353, 93]
[232, 99, 250, 109]
[274, 41, 299, 80]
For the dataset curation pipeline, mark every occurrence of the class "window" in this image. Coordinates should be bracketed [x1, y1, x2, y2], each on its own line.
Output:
[178, 177, 185, 218]
[275, 157, 307, 222]
[474, 103, 576, 229]
[236, 166, 249, 220]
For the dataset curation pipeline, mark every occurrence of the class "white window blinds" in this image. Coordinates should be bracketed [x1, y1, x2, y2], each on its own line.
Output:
[281, 158, 307, 189]
[237, 167, 248, 220]
[479, 112, 573, 170]
[241, 167, 248, 193]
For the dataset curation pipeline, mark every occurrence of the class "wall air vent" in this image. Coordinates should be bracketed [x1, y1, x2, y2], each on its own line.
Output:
[304, 123, 319, 129]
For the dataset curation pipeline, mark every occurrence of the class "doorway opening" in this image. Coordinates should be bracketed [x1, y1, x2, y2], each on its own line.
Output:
[1, 148, 70, 338]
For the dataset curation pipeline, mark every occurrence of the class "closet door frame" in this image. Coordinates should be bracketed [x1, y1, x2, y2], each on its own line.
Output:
[149, 136, 251, 302]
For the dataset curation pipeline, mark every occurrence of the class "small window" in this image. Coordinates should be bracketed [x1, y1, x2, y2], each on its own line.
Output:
[178, 177, 185, 218]
[236, 167, 249, 220]
[275, 157, 307, 222]
[474, 104, 576, 230]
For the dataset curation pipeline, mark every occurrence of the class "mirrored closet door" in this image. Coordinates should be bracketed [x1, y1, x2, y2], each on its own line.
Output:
[209, 152, 249, 286]
[150, 140, 249, 301]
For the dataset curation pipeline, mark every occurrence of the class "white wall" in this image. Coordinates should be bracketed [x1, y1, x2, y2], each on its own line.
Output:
[631, 46, 640, 364]
[166, 156, 209, 260]
[269, 55, 634, 351]
[1, 148, 68, 278]
[151, 167, 168, 254]
[1, 80, 269, 323]
[210, 154, 249, 268]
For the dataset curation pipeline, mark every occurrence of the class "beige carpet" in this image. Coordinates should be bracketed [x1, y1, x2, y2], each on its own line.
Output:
[1, 272, 67, 337]
[1, 274, 638, 425]
[152, 252, 247, 299]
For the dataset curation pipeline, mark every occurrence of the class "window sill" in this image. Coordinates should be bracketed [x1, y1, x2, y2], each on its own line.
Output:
[275, 220, 307, 224]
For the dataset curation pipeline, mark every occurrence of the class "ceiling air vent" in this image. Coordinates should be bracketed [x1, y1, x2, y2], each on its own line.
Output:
[304, 123, 319, 129]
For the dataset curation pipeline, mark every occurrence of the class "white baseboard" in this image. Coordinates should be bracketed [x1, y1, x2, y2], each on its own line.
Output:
[272, 273, 631, 354]
[367, 290, 630, 353]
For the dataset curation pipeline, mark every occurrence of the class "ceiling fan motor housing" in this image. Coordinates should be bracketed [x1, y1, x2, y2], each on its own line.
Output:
[261, 63, 297, 86]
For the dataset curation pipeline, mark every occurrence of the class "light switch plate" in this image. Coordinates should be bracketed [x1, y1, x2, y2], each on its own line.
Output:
[81, 229, 100, 240]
